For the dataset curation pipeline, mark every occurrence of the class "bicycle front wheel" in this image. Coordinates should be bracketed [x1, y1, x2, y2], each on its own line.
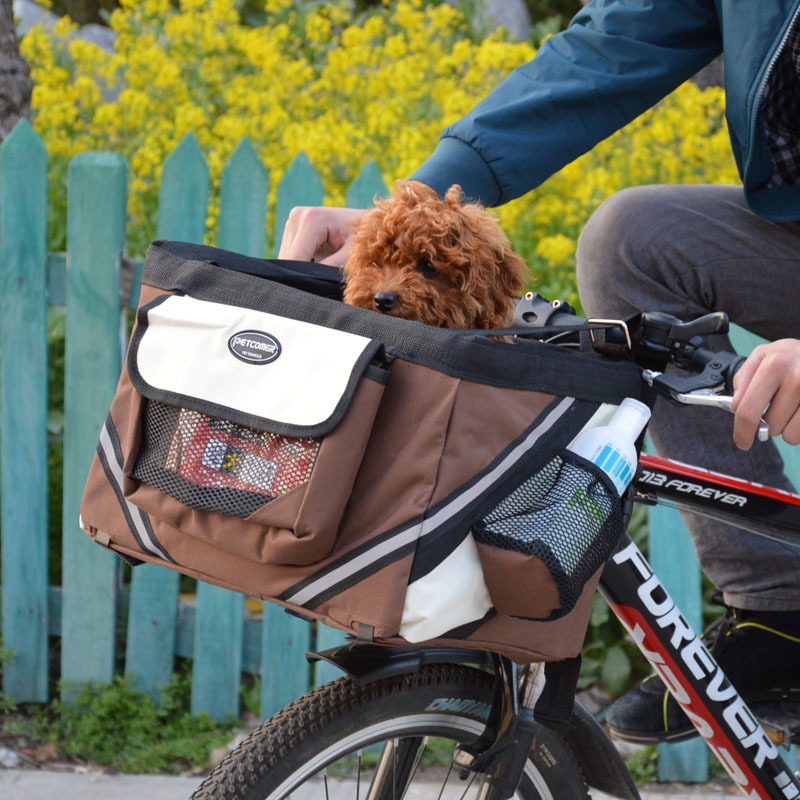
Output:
[191, 663, 589, 800]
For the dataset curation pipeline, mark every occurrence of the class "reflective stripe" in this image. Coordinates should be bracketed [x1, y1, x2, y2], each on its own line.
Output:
[97, 417, 173, 562]
[284, 396, 575, 607]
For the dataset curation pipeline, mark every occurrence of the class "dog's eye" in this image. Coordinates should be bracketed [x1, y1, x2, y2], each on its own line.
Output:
[417, 259, 437, 277]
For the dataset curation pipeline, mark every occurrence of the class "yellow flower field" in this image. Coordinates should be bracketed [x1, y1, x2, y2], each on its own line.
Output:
[21, 0, 739, 305]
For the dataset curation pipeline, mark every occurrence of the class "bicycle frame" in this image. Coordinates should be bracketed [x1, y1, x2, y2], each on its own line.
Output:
[598, 454, 800, 800]
[311, 452, 800, 800]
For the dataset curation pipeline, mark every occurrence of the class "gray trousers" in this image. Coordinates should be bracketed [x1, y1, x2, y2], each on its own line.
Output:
[576, 184, 800, 611]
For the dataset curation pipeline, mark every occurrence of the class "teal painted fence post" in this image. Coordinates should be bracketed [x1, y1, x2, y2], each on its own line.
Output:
[218, 137, 269, 258]
[345, 160, 389, 208]
[0, 120, 50, 702]
[61, 152, 128, 690]
[156, 132, 209, 246]
[314, 162, 389, 687]
[124, 133, 209, 704]
[272, 151, 324, 257]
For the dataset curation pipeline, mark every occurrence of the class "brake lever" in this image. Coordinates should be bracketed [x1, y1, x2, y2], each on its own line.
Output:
[642, 371, 770, 442]
[675, 390, 770, 443]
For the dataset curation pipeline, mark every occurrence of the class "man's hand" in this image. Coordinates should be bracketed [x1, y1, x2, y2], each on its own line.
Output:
[731, 339, 800, 450]
[278, 206, 366, 266]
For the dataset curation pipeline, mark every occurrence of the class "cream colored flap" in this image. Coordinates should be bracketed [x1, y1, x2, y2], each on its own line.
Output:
[130, 294, 381, 437]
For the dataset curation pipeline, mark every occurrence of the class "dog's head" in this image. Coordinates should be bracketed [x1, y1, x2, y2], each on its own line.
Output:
[343, 181, 527, 328]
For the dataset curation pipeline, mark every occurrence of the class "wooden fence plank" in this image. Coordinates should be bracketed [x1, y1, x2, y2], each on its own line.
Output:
[156, 133, 210, 245]
[345, 160, 389, 209]
[218, 137, 269, 258]
[125, 134, 210, 704]
[190, 587, 244, 721]
[61, 152, 128, 691]
[272, 151, 323, 257]
[0, 120, 50, 701]
[260, 605, 311, 719]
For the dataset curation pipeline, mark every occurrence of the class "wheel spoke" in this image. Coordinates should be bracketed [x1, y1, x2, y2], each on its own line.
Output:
[365, 737, 428, 800]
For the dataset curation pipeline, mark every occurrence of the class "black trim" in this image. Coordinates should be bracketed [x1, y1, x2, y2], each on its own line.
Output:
[306, 642, 496, 686]
[128, 293, 385, 439]
[115, 551, 146, 567]
[153, 240, 344, 298]
[141, 242, 645, 403]
[438, 609, 498, 639]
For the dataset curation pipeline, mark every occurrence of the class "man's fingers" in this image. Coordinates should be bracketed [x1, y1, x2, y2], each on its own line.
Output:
[732, 367, 779, 449]
[278, 206, 364, 262]
[782, 409, 800, 447]
[731, 340, 800, 449]
[731, 346, 765, 407]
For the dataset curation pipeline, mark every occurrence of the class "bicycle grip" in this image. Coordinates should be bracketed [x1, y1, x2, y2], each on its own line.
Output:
[724, 354, 748, 394]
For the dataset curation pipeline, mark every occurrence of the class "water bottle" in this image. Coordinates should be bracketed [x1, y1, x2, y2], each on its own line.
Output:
[567, 398, 651, 495]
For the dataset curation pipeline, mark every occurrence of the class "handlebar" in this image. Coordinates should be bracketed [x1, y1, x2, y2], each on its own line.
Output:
[512, 293, 769, 442]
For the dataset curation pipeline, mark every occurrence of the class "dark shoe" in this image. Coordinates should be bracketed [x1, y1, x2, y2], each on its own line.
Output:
[605, 603, 800, 744]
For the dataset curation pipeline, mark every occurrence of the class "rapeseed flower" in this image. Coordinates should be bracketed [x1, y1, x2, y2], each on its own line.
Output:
[21, 0, 738, 304]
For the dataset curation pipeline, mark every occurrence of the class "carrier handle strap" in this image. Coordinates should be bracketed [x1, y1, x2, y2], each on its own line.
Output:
[534, 656, 582, 733]
[449, 317, 638, 344]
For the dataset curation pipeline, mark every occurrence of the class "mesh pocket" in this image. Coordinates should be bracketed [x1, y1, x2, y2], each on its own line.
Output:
[473, 451, 623, 618]
[133, 400, 320, 518]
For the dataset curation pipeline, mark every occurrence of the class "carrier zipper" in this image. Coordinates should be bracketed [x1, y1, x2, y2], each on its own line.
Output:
[743, 0, 800, 220]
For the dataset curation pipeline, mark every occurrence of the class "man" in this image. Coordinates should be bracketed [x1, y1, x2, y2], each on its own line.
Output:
[279, 0, 800, 743]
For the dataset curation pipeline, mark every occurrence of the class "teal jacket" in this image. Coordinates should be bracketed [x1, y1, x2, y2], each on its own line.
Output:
[410, 0, 800, 222]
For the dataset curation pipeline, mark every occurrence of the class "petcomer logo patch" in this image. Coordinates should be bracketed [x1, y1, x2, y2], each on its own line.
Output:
[228, 330, 281, 364]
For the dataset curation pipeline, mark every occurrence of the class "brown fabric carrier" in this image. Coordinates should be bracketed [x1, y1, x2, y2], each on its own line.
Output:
[80, 241, 647, 663]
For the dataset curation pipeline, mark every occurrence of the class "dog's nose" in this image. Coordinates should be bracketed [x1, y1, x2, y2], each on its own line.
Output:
[374, 291, 398, 313]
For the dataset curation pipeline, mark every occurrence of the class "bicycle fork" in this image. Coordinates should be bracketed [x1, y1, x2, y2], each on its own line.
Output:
[452, 658, 548, 799]
[601, 534, 800, 800]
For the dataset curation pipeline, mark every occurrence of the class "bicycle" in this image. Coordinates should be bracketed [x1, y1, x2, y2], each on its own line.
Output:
[190, 294, 800, 800]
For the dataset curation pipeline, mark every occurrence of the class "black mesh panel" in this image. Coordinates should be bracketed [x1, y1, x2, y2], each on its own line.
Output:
[474, 451, 623, 619]
[133, 401, 320, 518]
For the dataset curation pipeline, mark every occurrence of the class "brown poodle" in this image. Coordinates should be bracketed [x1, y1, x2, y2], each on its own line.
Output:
[343, 181, 527, 329]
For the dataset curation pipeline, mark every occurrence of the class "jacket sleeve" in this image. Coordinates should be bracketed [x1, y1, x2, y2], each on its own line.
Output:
[409, 0, 722, 207]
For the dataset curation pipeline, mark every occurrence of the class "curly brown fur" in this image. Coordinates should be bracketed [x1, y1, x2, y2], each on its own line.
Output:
[343, 181, 528, 329]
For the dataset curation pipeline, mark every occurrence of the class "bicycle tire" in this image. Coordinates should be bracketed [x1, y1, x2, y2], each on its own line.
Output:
[190, 663, 590, 800]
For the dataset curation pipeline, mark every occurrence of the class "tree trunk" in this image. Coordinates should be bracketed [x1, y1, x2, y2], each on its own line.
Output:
[0, 0, 33, 142]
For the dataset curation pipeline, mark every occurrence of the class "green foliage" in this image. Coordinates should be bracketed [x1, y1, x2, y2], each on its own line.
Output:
[625, 745, 658, 786]
[48, 673, 237, 773]
[239, 672, 262, 718]
[0, 640, 19, 714]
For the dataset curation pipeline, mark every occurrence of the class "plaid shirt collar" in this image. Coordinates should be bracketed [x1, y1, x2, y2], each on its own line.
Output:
[763, 18, 800, 187]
